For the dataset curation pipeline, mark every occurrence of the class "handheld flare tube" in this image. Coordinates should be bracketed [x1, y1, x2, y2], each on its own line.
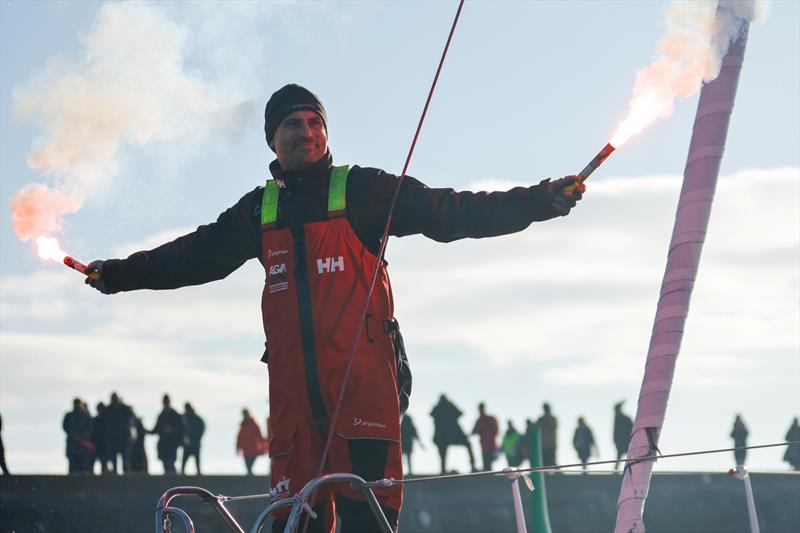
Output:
[563, 142, 616, 194]
[64, 256, 100, 280]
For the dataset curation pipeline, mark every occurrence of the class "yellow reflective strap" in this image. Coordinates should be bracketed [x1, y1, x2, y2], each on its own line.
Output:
[261, 180, 279, 225]
[328, 165, 350, 214]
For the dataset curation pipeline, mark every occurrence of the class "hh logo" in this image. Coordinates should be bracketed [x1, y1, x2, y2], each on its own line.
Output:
[317, 256, 344, 274]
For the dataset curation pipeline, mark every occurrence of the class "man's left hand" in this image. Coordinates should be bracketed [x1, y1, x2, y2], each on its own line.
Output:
[548, 175, 585, 216]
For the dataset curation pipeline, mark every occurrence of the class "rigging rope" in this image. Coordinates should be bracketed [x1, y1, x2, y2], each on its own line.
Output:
[213, 441, 798, 502]
[313, 0, 466, 481]
[361, 441, 800, 487]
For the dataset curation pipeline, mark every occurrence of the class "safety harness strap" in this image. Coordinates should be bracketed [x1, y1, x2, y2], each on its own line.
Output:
[327, 165, 350, 218]
[260, 180, 279, 227]
[261, 165, 350, 227]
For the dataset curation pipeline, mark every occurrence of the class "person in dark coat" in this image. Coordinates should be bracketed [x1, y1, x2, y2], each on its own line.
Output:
[572, 417, 596, 471]
[730, 414, 749, 466]
[400, 414, 423, 475]
[783, 417, 800, 471]
[181, 403, 205, 475]
[537, 403, 558, 468]
[63, 398, 94, 474]
[92, 402, 114, 473]
[105, 392, 135, 473]
[613, 401, 633, 471]
[150, 394, 184, 474]
[0, 413, 9, 475]
[430, 395, 475, 474]
[130, 416, 149, 473]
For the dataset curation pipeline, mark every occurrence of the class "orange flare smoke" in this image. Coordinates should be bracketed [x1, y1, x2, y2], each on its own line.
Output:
[35, 236, 68, 263]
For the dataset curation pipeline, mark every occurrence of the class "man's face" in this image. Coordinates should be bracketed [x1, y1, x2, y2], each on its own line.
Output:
[271, 110, 327, 170]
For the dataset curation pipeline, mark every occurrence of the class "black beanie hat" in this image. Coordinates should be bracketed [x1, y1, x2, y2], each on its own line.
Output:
[264, 84, 327, 149]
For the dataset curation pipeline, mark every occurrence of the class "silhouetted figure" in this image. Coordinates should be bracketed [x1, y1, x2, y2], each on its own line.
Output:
[181, 403, 205, 475]
[150, 394, 184, 474]
[521, 419, 536, 465]
[130, 416, 148, 473]
[472, 402, 499, 472]
[537, 403, 558, 467]
[92, 402, 113, 474]
[730, 414, 749, 466]
[613, 401, 633, 471]
[784, 417, 800, 471]
[573, 417, 596, 471]
[400, 414, 423, 475]
[237, 409, 264, 475]
[106, 392, 135, 473]
[502, 420, 523, 467]
[63, 398, 94, 474]
[0, 413, 9, 475]
[430, 395, 475, 474]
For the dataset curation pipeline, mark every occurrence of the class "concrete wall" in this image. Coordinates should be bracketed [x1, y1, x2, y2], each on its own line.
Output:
[1, 472, 798, 532]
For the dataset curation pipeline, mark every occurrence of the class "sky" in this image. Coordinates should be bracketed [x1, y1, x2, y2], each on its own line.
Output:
[0, 0, 798, 481]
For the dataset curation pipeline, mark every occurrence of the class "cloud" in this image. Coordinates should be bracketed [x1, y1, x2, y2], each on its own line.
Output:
[389, 166, 799, 371]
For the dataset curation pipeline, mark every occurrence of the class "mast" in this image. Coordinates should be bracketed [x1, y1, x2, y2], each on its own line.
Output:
[615, 2, 754, 531]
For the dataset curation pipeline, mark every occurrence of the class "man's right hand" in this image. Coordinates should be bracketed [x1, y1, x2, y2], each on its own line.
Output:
[84, 260, 116, 294]
[547, 175, 586, 216]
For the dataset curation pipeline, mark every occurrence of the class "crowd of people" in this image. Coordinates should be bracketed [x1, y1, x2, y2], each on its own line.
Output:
[0, 398, 798, 477]
[59, 393, 205, 475]
[402, 396, 636, 475]
[401, 396, 800, 475]
[55, 393, 278, 476]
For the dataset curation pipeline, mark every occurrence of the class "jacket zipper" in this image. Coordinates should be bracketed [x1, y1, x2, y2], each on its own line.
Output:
[290, 225, 328, 423]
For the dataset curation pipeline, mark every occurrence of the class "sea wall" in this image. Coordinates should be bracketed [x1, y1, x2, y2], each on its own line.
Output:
[1, 471, 798, 532]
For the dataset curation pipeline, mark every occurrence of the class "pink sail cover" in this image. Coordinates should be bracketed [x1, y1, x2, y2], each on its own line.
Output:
[615, 2, 753, 532]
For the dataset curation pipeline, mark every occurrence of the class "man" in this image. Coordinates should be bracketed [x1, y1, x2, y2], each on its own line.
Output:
[784, 418, 800, 471]
[130, 415, 149, 473]
[730, 414, 749, 467]
[105, 392, 135, 473]
[62, 398, 94, 474]
[150, 394, 184, 474]
[471, 402, 499, 472]
[84, 84, 584, 532]
[537, 402, 558, 468]
[400, 414, 423, 475]
[572, 416, 596, 471]
[431, 394, 476, 474]
[502, 420, 523, 467]
[182, 402, 205, 475]
[92, 401, 113, 474]
[613, 401, 633, 472]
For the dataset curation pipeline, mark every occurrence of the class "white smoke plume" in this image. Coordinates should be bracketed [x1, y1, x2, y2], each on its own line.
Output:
[611, 0, 764, 146]
[10, 2, 256, 241]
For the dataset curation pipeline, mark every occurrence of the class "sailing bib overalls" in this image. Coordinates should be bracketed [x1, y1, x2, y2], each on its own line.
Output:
[260, 165, 404, 526]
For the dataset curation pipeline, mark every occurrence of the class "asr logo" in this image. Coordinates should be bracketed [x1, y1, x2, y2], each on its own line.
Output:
[268, 262, 288, 293]
[317, 256, 344, 274]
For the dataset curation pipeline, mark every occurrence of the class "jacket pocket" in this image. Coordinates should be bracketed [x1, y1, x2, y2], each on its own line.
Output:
[268, 423, 295, 459]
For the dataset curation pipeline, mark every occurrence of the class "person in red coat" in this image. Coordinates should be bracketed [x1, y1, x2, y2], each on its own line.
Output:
[472, 402, 500, 472]
[236, 409, 264, 475]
